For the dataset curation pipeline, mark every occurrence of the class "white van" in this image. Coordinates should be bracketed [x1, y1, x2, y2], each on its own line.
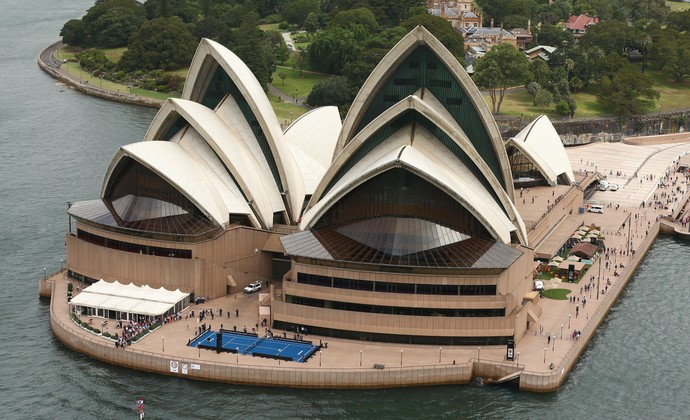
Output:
[534, 280, 544, 291]
[599, 180, 609, 191]
[588, 204, 604, 213]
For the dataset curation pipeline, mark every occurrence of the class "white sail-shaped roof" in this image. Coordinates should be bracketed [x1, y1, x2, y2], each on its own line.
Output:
[105, 141, 232, 227]
[182, 38, 305, 223]
[301, 124, 519, 244]
[284, 106, 342, 196]
[336, 25, 514, 198]
[507, 115, 575, 186]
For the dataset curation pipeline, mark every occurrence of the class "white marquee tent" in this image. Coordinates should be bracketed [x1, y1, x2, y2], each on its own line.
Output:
[70, 280, 190, 320]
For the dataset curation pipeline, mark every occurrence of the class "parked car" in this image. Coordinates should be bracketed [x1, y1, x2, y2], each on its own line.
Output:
[609, 183, 619, 191]
[243, 281, 262, 293]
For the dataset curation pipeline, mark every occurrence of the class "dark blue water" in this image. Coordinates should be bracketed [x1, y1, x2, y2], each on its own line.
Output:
[1, 1, 688, 418]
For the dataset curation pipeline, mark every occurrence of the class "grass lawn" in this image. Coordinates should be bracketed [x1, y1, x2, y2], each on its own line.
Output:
[539, 271, 555, 280]
[164, 68, 189, 78]
[103, 47, 126, 63]
[268, 93, 308, 123]
[646, 70, 690, 111]
[666, 0, 690, 11]
[543, 288, 571, 300]
[272, 66, 329, 98]
[259, 23, 281, 32]
[494, 69, 690, 118]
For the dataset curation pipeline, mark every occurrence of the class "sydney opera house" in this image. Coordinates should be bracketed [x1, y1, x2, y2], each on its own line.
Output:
[66, 26, 574, 346]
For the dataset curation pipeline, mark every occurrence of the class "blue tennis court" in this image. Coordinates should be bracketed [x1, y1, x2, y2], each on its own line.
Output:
[189, 330, 320, 363]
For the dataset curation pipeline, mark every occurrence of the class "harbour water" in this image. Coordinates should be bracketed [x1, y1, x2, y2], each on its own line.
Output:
[0, 1, 687, 418]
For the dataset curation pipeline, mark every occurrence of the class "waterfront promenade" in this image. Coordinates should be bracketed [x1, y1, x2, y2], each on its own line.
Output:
[43, 139, 690, 391]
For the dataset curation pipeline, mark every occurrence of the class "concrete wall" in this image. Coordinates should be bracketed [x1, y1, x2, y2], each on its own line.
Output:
[67, 223, 272, 299]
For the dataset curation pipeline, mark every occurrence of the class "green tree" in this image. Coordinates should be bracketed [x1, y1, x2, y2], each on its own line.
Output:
[526, 82, 541, 98]
[292, 51, 306, 77]
[473, 44, 530, 114]
[528, 59, 551, 88]
[144, 0, 201, 23]
[81, 0, 146, 46]
[278, 71, 287, 85]
[628, 0, 669, 22]
[306, 76, 355, 110]
[304, 12, 320, 35]
[91, 7, 146, 47]
[342, 27, 407, 87]
[503, 15, 529, 30]
[580, 21, 634, 55]
[534, 89, 553, 107]
[192, 16, 229, 41]
[596, 68, 660, 115]
[307, 26, 365, 74]
[401, 14, 464, 58]
[330, 8, 380, 33]
[668, 9, 690, 32]
[533, 24, 574, 48]
[230, 12, 277, 88]
[118, 17, 197, 71]
[61, 19, 86, 46]
[283, 0, 320, 25]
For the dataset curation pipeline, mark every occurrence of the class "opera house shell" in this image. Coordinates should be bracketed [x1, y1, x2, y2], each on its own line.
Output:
[66, 26, 564, 346]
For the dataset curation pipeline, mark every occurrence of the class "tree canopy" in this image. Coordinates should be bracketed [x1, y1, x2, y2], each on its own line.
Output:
[118, 17, 197, 71]
[473, 44, 531, 114]
[596, 68, 660, 115]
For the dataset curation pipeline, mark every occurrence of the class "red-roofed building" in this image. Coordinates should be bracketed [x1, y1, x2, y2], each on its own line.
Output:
[566, 14, 599, 40]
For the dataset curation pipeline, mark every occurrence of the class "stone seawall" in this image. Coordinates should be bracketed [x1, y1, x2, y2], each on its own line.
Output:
[498, 112, 690, 146]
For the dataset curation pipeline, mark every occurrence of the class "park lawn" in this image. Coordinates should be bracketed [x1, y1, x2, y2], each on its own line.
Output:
[268, 92, 308, 123]
[272, 66, 329, 98]
[485, 89, 553, 118]
[666, 0, 690, 11]
[646, 69, 690, 110]
[164, 68, 189, 78]
[103, 47, 126, 63]
[259, 23, 281, 31]
[492, 70, 689, 118]
[130, 88, 176, 100]
[293, 42, 310, 51]
[543, 288, 571, 300]
[282, 53, 316, 72]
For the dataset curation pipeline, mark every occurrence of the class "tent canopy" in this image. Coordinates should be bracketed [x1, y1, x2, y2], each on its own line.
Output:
[70, 280, 190, 318]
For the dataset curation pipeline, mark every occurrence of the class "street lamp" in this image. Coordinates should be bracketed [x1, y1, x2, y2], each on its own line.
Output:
[439, 347, 442, 363]
[162, 336, 165, 353]
[568, 314, 571, 329]
[516, 352, 520, 365]
[561, 324, 564, 340]
[320, 350, 322, 367]
[552, 335, 555, 351]
[43, 267, 46, 281]
[198, 344, 200, 357]
[236, 347, 239, 363]
[544, 347, 547, 363]
[477, 346, 481, 362]
[360, 350, 362, 366]
[400, 350, 403, 366]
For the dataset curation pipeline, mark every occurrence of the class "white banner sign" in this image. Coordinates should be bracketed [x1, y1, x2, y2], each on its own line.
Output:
[169, 360, 178, 373]
[181, 363, 188, 375]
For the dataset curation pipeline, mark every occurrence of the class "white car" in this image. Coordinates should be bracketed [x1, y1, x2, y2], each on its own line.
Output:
[243, 281, 262, 293]
[609, 183, 619, 191]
